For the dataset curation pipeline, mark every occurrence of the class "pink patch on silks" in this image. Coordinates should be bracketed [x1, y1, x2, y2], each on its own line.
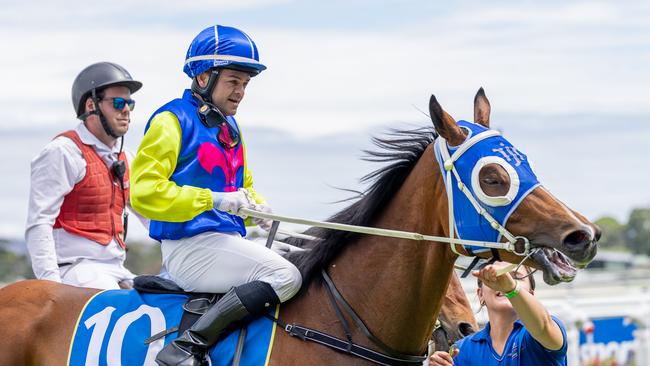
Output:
[198, 142, 226, 174]
[197, 141, 244, 193]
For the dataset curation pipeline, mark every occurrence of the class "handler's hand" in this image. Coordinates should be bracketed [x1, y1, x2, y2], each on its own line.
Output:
[429, 351, 454, 366]
[471, 262, 517, 293]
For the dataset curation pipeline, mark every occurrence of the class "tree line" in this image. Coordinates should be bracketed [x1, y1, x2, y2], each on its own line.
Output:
[595, 207, 650, 255]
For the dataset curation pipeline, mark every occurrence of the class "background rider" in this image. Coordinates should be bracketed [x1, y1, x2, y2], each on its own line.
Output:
[25, 62, 149, 290]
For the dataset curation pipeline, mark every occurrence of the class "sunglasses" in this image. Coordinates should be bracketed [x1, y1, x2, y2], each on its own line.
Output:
[217, 122, 241, 149]
[102, 97, 136, 111]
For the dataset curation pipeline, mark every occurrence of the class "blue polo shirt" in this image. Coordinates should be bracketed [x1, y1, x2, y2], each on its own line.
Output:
[452, 316, 567, 365]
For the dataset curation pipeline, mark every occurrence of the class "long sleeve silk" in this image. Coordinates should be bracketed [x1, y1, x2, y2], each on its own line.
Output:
[130, 111, 266, 223]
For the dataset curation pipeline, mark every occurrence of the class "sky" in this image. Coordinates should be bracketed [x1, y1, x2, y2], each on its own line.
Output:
[0, 0, 648, 241]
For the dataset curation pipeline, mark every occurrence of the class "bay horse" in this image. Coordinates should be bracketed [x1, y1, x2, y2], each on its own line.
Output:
[0, 89, 598, 365]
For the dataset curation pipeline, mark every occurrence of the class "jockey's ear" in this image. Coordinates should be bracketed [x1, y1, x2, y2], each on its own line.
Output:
[196, 71, 211, 88]
[473, 87, 491, 128]
[429, 94, 466, 146]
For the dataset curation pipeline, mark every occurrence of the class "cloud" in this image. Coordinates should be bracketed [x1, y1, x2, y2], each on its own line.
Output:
[0, 0, 294, 27]
[1, 1, 648, 137]
[0, 0, 648, 240]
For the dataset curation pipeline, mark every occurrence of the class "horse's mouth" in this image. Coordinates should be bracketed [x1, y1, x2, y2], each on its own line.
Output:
[530, 247, 577, 285]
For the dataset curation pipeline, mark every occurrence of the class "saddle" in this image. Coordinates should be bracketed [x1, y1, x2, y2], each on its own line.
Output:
[133, 275, 220, 343]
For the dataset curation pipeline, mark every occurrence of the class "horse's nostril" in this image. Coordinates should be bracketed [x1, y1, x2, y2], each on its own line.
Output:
[594, 225, 602, 242]
[563, 230, 592, 248]
[459, 322, 475, 337]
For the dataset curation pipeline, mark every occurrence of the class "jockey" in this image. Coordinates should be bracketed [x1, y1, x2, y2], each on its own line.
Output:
[25, 62, 147, 289]
[130, 25, 303, 366]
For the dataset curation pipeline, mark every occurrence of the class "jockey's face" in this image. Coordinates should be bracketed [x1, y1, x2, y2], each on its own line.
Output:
[84, 85, 132, 139]
[99, 86, 132, 137]
[212, 68, 251, 116]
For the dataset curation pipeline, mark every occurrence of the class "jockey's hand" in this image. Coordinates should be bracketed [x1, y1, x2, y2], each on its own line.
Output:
[251, 204, 273, 231]
[212, 189, 255, 218]
[472, 262, 517, 294]
[429, 351, 454, 366]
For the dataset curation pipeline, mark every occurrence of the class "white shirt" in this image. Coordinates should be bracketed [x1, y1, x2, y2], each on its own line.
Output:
[25, 122, 149, 282]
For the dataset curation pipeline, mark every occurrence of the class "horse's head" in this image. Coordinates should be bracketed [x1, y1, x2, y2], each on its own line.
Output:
[429, 88, 600, 285]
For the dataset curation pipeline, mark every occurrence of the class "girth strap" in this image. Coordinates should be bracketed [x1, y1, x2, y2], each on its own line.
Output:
[231, 327, 248, 366]
[264, 269, 426, 366]
[320, 269, 424, 363]
[281, 324, 424, 366]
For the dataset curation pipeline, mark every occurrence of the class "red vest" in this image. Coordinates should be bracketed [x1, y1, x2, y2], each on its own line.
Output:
[53, 131, 130, 248]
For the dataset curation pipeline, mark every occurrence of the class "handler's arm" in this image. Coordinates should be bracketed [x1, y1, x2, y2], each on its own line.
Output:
[509, 280, 564, 350]
[130, 112, 213, 222]
[474, 265, 565, 351]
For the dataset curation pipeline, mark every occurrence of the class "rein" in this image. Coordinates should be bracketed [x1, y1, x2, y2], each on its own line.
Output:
[240, 125, 536, 258]
[238, 207, 525, 254]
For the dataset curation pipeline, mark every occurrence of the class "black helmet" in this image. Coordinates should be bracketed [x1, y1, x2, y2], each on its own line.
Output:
[72, 62, 142, 118]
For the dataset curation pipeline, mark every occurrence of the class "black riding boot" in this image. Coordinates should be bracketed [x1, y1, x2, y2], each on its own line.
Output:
[155, 281, 280, 366]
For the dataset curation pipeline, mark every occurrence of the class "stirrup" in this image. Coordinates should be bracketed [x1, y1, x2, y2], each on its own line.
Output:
[155, 339, 209, 366]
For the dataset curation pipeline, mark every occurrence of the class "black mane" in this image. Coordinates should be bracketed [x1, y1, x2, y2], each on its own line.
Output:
[285, 126, 437, 284]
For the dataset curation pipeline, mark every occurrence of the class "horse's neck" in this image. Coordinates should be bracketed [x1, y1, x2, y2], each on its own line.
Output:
[328, 144, 456, 354]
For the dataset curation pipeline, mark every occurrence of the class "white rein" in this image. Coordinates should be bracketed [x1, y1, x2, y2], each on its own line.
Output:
[239, 207, 514, 252]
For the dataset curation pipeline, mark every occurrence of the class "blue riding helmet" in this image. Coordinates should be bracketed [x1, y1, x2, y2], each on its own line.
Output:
[184, 25, 267, 78]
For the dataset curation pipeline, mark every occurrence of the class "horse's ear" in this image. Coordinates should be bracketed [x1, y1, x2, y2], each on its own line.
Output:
[473, 87, 491, 128]
[430, 94, 466, 146]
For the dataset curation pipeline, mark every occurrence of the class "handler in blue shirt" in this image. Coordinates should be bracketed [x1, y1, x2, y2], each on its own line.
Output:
[429, 262, 567, 365]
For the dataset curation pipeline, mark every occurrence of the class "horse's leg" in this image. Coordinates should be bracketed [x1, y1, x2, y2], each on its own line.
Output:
[0, 280, 97, 365]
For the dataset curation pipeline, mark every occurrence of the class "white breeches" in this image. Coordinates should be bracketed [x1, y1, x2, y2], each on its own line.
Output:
[60, 257, 135, 290]
[161, 231, 302, 302]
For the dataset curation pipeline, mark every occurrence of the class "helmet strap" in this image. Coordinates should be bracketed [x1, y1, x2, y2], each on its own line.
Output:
[77, 107, 97, 121]
[191, 69, 228, 128]
[191, 69, 220, 103]
[88, 88, 120, 139]
[92, 88, 119, 141]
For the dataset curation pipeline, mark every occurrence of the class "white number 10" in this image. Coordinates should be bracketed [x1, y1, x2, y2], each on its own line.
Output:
[83, 305, 166, 366]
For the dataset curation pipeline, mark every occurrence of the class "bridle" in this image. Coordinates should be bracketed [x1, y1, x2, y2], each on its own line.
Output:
[435, 130, 531, 257]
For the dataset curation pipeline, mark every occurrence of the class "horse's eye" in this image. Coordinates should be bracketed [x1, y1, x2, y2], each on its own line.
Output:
[482, 177, 500, 186]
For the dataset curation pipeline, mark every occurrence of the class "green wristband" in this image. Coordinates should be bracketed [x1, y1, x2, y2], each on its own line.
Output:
[504, 281, 520, 299]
